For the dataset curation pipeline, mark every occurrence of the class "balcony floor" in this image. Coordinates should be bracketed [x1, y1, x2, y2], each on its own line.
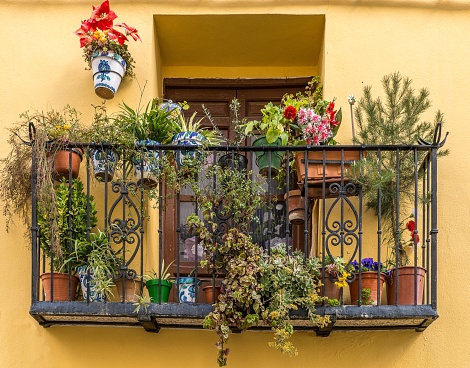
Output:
[30, 302, 438, 335]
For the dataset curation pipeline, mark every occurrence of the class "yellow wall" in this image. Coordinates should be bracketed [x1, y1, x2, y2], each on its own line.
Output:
[1, 1, 468, 367]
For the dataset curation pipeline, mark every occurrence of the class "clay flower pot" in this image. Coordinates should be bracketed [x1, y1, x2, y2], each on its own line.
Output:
[349, 272, 386, 305]
[40, 272, 79, 302]
[53, 148, 83, 179]
[387, 266, 426, 305]
[284, 189, 306, 225]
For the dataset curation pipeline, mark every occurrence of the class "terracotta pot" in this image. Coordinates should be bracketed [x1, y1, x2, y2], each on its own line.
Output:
[40, 272, 79, 301]
[319, 275, 341, 301]
[284, 189, 306, 225]
[387, 266, 426, 305]
[203, 285, 221, 304]
[294, 150, 361, 197]
[115, 279, 140, 302]
[53, 148, 83, 179]
[349, 272, 386, 305]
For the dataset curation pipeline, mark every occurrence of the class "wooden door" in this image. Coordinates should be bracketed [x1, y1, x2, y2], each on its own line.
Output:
[162, 78, 312, 277]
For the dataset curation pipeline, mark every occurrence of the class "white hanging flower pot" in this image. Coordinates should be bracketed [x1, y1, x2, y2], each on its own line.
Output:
[91, 51, 126, 100]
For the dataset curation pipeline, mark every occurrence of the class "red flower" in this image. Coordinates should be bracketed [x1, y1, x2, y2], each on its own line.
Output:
[108, 28, 128, 45]
[283, 105, 297, 120]
[90, 0, 117, 31]
[117, 22, 142, 42]
[326, 102, 336, 120]
[406, 220, 415, 232]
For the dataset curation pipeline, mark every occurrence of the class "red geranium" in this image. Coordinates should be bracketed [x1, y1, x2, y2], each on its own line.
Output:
[283, 105, 297, 120]
[406, 220, 415, 232]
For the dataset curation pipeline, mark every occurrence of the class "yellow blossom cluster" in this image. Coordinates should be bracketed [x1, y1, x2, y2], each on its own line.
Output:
[334, 272, 351, 289]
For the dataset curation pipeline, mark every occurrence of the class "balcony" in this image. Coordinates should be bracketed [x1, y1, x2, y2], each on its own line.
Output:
[29, 139, 443, 336]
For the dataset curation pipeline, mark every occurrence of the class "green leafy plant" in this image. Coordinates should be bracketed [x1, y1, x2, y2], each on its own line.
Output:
[68, 229, 122, 298]
[0, 106, 86, 238]
[115, 99, 176, 144]
[144, 259, 175, 282]
[171, 108, 225, 146]
[350, 71, 449, 263]
[259, 245, 330, 356]
[186, 162, 268, 366]
[38, 178, 98, 273]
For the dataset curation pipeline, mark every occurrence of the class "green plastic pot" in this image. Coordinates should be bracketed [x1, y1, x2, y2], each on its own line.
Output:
[146, 279, 172, 303]
[252, 136, 284, 176]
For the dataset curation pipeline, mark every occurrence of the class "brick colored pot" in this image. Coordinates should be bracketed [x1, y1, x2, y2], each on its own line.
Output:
[387, 266, 426, 305]
[40, 272, 79, 302]
[349, 272, 386, 305]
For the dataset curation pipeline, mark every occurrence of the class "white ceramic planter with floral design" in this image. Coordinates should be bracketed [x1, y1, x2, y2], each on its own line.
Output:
[91, 51, 126, 100]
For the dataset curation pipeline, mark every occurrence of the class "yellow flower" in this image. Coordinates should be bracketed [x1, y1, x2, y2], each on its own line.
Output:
[63, 124, 70, 130]
[334, 272, 350, 289]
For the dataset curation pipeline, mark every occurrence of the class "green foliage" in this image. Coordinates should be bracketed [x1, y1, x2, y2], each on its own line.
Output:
[68, 230, 122, 298]
[199, 228, 265, 367]
[38, 178, 98, 273]
[171, 109, 225, 145]
[115, 99, 176, 144]
[145, 259, 175, 282]
[350, 72, 449, 257]
[259, 245, 329, 356]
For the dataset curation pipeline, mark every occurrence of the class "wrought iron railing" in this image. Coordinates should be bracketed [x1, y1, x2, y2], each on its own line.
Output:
[29, 128, 447, 332]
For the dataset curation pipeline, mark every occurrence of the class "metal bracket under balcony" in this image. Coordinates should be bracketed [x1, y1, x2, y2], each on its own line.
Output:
[29, 302, 438, 335]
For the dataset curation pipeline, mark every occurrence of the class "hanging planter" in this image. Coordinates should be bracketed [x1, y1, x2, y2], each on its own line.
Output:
[171, 132, 207, 167]
[75, 0, 141, 100]
[91, 51, 126, 100]
[133, 140, 161, 189]
[284, 189, 306, 225]
[218, 152, 248, 172]
[252, 136, 284, 177]
[89, 146, 119, 181]
[52, 148, 83, 180]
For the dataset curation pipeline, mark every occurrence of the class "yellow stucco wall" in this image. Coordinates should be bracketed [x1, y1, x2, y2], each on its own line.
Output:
[0, 0, 468, 367]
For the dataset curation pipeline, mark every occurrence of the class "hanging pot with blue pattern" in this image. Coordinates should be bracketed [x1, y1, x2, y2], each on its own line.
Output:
[89, 146, 119, 181]
[171, 132, 207, 167]
[91, 50, 126, 100]
[133, 140, 161, 189]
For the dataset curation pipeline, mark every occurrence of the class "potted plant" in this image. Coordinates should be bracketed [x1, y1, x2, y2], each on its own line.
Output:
[114, 98, 176, 188]
[348, 258, 387, 305]
[45, 108, 87, 180]
[386, 214, 426, 305]
[38, 178, 98, 301]
[320, 255, 350, 304]
[144, 259, 175, 303]
[0, 106, 86, 239]
[350, 72, 449, 304]
[85, 102, 135, 181]
[212, 98, 248, 172]
[68, 229, 122, 301]
[170, 107, 224, 167]
[74, 0, 141, 99]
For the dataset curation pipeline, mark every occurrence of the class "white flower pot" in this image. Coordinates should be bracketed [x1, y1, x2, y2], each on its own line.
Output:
[91, 51, 126, 100]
